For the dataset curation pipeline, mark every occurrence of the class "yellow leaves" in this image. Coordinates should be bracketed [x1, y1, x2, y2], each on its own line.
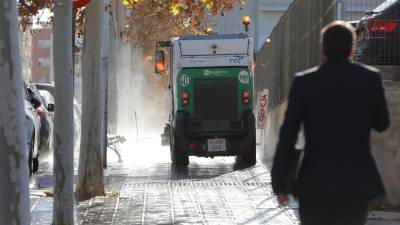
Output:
[204, 0, 214, 9]
[171, 3, 184, 15]
[124, 0, 247, 49]
[105, 191, 120, 197]
[122, 0, 141, 9]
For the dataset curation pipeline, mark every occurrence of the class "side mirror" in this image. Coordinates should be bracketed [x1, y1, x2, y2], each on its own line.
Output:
[155, 50, 166, 74]
[31, 97, 41, 109]
[47, 103, 55, 112]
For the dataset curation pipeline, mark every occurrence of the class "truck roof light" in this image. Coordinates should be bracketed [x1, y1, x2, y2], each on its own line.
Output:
[242, 16, 251, 26]
[242, 16, 251, 32]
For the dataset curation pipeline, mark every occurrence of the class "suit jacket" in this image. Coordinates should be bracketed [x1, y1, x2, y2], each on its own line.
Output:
[271, 60, 390, 198]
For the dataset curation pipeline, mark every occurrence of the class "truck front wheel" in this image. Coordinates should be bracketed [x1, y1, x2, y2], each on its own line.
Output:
[170, 130, 189, 167]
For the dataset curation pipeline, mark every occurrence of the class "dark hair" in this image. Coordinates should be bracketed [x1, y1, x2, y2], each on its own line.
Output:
[321, 21, 356, 60]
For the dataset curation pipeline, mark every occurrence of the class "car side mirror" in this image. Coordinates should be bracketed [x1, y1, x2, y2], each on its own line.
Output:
[155, 50, 166, 74]
[31, 97, 41, 109]
[47, 103, 55, 112]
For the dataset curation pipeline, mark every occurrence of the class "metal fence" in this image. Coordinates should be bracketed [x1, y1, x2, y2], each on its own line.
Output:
[256, 0, 337, 110]
[337, 0, 386, 21]
[256, 0, 399, 111]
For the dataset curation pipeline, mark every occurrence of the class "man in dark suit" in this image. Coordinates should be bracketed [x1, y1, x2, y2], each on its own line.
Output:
[271, 21, 390, 225]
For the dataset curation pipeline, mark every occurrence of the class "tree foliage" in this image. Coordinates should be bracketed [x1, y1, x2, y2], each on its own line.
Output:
[123, 0, 246, 51]
[18, 0, 52, 29]
[18, 0, 85, 37]
[18, 0, 245, 49]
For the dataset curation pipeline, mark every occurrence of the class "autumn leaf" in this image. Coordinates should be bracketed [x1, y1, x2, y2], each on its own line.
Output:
[204, 0, 213, 9]
[122, 0, 140, 9]
[171, 3, 184, 15]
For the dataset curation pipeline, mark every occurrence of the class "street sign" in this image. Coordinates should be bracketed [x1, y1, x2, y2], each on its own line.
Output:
[73, 0, 91, 8]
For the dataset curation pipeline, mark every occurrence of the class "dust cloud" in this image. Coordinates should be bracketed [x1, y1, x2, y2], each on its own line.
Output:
[115, 46, 170, 143]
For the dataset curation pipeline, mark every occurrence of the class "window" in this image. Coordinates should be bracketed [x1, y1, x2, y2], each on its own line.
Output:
[37, 39, 51, 48]
[37, 75, 49, 83]
[38, 58, 50, 67]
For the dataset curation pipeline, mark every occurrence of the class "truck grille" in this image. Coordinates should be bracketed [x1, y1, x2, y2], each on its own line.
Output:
[193, 79, 238, 120]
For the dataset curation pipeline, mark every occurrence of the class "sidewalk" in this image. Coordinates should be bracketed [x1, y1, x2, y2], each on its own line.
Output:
[30, 158, 299, 224]
[29, 140, 400, 224]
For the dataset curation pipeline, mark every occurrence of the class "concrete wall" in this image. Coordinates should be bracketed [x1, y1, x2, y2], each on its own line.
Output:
[259, 101, 287, 162]
[371, 81, 400, 206]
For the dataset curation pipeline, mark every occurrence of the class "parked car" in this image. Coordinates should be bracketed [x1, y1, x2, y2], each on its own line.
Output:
[354, 0, 400, 65]
[350, 20, 359, 28]
[28, 84, 54, 155]
[23, 82, 41, 175]
[34, 83, 82, 153]
[34, 83, 54, 96]
[39, 90, 55, 121]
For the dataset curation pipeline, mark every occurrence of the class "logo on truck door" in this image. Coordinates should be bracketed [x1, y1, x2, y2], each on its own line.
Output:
[203, 70, 227, 76]
[180, 75, 190, 87]
[238, 71, 250, 84]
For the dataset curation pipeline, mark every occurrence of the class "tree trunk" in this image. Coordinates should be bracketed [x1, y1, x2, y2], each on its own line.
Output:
[52, 0, 75, 224]
[75, 0, 106, 201]
[107, 0, 123, 134]
[102, 0, 110, 167]
[0, 1, 31, 225]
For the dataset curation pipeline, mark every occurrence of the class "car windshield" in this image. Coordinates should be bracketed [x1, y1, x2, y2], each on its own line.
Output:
[39, 90, 54, 105]
[373, 0, 398, 13]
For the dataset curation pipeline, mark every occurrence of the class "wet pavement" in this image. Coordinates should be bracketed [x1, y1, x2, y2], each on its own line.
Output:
[29, 139, 300, 225]
[29, 138, 397, 224]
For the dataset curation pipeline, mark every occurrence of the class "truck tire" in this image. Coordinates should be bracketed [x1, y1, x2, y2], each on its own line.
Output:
[170, 129, 189, 167]
[239, 139, 256, 166]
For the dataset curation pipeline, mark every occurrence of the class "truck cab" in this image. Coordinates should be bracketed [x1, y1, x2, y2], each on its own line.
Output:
[157, 34, 256, 166]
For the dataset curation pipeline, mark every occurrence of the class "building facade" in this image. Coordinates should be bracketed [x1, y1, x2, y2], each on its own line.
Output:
[31, 27, 52, 83]
[212, 0, 294, 51]
[212, 0, 386, 51]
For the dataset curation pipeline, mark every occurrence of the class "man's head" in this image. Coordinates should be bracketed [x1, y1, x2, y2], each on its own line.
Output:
[321, 21, 356, 61]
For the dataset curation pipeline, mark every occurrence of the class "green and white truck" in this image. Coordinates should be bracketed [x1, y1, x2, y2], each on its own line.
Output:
[156, 34, 256, 166]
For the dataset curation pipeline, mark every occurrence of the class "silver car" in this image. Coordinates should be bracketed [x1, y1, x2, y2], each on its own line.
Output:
[23, 82, 41, 175]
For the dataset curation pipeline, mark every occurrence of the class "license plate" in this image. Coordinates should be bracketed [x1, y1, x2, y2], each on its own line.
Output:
[207, 139, 226, 152]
